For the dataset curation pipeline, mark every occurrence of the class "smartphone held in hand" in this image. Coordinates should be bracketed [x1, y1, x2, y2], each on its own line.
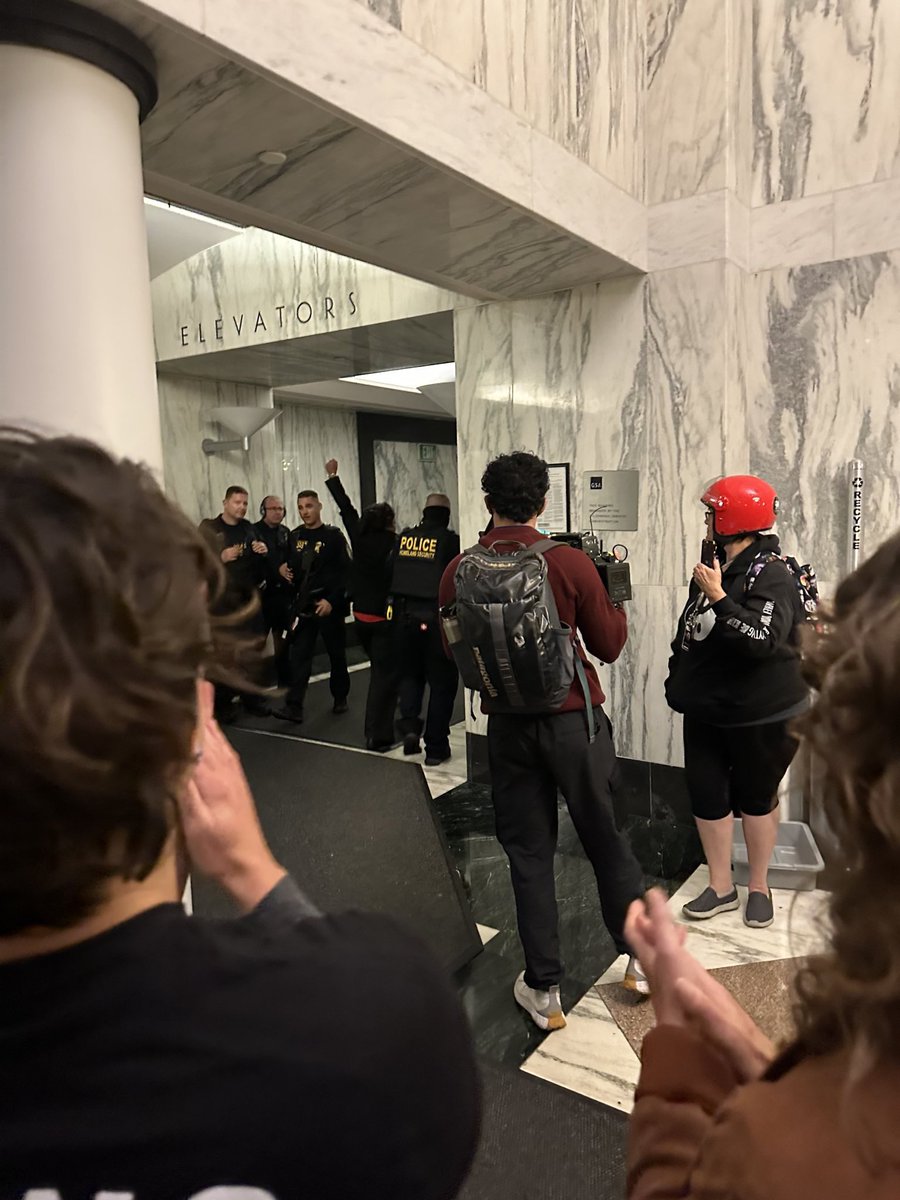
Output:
[700, 538, 717, 568]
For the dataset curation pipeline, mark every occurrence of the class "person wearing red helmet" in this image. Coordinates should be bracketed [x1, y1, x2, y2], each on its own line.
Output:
[665, 475, 809, 929]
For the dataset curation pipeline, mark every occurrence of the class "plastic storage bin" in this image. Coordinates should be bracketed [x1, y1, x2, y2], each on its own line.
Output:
[732, 820, 824, 891]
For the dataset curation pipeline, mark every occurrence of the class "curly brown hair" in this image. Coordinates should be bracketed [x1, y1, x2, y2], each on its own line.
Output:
[793, 529, 900, 1072]
[0, 430, 230, 936]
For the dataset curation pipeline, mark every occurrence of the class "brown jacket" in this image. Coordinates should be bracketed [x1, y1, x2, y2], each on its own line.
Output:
[628, 1025, 900, 1199]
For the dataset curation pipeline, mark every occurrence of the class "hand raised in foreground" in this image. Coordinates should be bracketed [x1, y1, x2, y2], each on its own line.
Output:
[325, 458, 338, 477]
[625, 889, 776, 1083]
[179, 684, 285, 911]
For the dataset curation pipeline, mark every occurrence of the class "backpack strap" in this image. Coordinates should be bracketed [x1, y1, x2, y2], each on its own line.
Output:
[489, 602, 524, 708]
[744, 550, 782, 595]
[531, 539, 595, 741]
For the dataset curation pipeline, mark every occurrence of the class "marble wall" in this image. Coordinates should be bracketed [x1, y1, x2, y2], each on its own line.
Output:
[353, 0, 644, 197]
[278, 403, 361, 530]
[754, 0, 900, 205]
[152, 227, 459, 365]
[455, 249, 900, 767]
[157, 376, 360, 529]
[455, 262, 749, 766]
[746, 252, 900, 583]
[157, 374, 277, 524]
[374, 439, 459, 533]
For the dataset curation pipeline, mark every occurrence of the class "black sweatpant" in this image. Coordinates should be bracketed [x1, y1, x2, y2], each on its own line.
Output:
[488, 708, 644, 990]
[285, 612, 350, 710]
[396, 615, 459, 757]
[356, 619, 398, 746]
[683, 714, 798, 820]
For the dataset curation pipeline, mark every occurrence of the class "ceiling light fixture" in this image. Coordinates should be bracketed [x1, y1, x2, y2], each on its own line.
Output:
[201, 407, 281, 455]
[257, 150, 288, 166]
[340, 362, 456, 393]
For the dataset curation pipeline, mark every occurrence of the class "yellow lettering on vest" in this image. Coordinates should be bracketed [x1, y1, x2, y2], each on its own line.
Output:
[400, 535, 438, 558]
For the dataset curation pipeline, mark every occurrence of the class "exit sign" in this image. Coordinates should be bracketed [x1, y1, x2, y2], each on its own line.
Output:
[418, 443, 436, 462]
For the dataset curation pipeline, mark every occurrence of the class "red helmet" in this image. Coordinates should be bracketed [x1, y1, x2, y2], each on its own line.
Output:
[701, 475, 779, 536]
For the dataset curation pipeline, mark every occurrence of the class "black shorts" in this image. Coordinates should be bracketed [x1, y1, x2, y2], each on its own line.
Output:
[682, 715, 798, 820]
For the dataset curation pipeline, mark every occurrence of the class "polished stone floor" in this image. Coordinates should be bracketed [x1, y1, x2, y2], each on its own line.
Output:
[436, 778, 701, 1067]
[521, 866, 830, 1111]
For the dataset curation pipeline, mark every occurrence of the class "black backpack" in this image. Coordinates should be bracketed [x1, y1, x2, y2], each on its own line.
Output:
[442, 538, 594, 724]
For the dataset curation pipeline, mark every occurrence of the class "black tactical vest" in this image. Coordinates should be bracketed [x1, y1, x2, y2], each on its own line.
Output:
[391, 522, 456, 601]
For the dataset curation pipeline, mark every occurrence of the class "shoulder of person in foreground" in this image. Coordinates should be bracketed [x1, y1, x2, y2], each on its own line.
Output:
[198, 892, 481, 1199]
[628, 1024, 888, 1200]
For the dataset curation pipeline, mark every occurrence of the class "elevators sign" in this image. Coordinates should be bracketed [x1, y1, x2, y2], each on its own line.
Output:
[583, 470, 639, 530]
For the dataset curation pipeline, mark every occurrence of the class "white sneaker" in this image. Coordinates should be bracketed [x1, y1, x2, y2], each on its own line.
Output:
[623, 955, 650, 995]
[513, 972, 567, 1031]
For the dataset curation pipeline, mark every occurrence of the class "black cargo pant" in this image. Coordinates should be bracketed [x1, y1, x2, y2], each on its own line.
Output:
[395, 610, 459, 757]
[488, 707, 644, 990]
[285, 611, 350, 711]
[355, 618, 399, 746]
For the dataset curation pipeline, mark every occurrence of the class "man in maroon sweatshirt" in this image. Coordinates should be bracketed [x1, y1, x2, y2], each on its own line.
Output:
[439, 451, 645, 1031]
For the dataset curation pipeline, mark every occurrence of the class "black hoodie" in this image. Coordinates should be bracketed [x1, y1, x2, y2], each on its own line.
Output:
[665, 534, 808, 726]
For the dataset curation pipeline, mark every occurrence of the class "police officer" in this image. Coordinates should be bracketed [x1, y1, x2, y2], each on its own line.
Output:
[391, 494, 460, 765]
[252, 494, 292, 688]
[198, 485, 269, 718]
[274, 489, 351, 724]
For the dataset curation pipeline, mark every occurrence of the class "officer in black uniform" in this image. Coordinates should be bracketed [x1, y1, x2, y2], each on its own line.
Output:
[391, 494, 460, 765]
[252, 494, 292, 688]
[198, 485, 269, 718]
[275, 489, 351, 725]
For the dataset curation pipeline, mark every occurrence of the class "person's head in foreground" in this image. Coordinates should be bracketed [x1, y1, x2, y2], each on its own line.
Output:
[626, 528, 900, 1195]
[0, 429, 227, 939]
[0, 430, 479, 1199]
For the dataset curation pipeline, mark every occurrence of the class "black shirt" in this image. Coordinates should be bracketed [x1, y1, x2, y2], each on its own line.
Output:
[287, 523, 350, 615]
[665, 535, 808, 725]
[0, 881, 480, 1200]
[252, 518, 291, 593]
[198, 515, 263, 602]
[324, 475, 397, 618]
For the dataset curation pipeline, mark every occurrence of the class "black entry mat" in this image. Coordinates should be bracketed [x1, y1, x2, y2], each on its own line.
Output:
[192, 728, 482, 974]
[234, 673, 466, 751]
[460, 1061, 628, 1200]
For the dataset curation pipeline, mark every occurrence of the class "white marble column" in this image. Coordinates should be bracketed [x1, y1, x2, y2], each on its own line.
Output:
[0, 11, 161, 467]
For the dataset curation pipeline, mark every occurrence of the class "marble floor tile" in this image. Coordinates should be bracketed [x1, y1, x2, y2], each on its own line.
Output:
[383, 721, 468, 799]
[520, 988, 641, 1113]
[670, 866, 830, 970]
[520, 865, 831, 1113]
[477, 924, 500, 946]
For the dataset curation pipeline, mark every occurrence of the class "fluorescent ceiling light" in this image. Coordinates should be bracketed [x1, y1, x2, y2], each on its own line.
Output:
[341, 362, 456, 393]
[143, 196, 243, 232]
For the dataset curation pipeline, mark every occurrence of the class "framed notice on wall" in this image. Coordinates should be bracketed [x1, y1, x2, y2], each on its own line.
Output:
[540, 463, 571, 533]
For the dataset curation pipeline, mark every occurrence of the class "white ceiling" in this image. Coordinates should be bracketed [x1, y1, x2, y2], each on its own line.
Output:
[144, 198, 243, 279]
